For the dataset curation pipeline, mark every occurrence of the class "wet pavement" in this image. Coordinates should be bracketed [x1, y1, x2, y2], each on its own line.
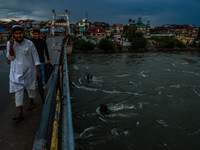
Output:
[0, 36, 64, 150]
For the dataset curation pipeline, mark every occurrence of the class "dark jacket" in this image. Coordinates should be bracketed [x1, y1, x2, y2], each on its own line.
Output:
[31, 38, 50, 63]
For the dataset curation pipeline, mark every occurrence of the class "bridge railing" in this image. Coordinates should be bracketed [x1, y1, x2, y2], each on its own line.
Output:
[33, 36, 75, 150]
[61, 36, 75, 150]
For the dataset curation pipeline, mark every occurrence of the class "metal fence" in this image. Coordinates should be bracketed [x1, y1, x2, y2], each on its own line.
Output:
[33, 36, 75, 150]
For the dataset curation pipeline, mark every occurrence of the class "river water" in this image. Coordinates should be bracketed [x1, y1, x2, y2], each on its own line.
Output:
[69, 51, 200, 150]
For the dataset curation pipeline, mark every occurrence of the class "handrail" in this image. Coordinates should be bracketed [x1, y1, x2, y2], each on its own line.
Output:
[61, 36, 75, 150]
[50, 64, 63, 150]
[33, 51, 61, 150]
[32, 36, 75, 150]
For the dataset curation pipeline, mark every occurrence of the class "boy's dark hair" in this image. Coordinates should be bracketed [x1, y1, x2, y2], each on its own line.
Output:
[33, 29, 40, 33]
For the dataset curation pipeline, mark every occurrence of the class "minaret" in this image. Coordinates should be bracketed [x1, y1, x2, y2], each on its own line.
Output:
[147, 20, 150, 27]
[138, 17, 142, 24]
[86, 11, 88, 22]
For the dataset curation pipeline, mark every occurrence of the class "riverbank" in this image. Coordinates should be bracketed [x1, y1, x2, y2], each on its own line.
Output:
[72, 46, 199, 54]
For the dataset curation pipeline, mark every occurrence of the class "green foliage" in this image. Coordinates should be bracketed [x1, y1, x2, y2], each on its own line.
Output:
[98, 38, 114, 51]
[73, 38, 85, 50]
[132, 32, 144, 38]
[73, 38, 95, 51]
[124, 25, 136, 40]
[151, 37, 186, 48]
[173, 39, 187, 48]
[82, 41, 96, 50]
[131, 36, 147, 49]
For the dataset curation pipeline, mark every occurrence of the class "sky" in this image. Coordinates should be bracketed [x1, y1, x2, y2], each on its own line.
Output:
[0, 0, 200, 28]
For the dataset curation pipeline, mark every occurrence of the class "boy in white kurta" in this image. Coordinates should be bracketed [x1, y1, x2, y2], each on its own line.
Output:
[6, 25, 41, 120]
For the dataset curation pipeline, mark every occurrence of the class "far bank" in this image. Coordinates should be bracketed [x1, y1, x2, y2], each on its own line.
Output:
[71, 36, 200, 54]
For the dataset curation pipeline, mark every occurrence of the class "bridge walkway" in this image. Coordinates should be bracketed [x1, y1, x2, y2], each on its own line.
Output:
[0, 36, 67, 150]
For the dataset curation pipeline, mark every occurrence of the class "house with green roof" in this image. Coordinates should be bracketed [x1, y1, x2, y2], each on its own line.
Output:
[135, 17, 150, 34]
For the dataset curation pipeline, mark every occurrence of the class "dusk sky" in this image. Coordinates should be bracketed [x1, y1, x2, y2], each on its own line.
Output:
[0, 0, 200, 27]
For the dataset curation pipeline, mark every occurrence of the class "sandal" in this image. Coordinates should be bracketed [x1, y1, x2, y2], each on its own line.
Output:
[12, 114, 24, 120]
[27, 103, 35, 110]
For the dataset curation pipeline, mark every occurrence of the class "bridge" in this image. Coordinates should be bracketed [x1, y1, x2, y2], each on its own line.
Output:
[0, 35, 75, 150]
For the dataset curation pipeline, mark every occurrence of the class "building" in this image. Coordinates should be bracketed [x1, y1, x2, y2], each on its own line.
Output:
[77, 18, 90, 35]
[92, 22, 102, 28]
[0, 20, 19, 34]
[18, 19, 35, 29]
[176, 36, 195, 45]
[83, 27, 106, 39]
[135, 17, 150, 34]
[112, 24, 124, 35]
[70, 23, 78, 35]
[151, 24, 199, 45]
[32, 21, 43, 29]
[43, 20, 52, 27]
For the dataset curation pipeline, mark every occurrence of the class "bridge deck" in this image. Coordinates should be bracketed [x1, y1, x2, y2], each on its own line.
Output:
[0, 36, 64, 150]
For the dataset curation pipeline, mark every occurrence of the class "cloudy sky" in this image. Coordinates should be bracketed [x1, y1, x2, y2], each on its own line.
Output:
[0, 0, 200, 27]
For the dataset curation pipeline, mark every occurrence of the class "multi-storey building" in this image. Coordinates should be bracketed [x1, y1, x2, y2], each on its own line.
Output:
[151, 24, 199, 45]
[112, 24, 124, 35]
[83, 27, 106, 39]
[77, 18, 90, 35]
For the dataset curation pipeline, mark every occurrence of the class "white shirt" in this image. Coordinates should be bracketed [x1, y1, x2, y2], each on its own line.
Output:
[7, 38, 41, 93]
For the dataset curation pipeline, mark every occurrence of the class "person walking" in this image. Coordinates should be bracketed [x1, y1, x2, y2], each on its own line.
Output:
[6, 25, 41, 120]
[31, 29, 51, 89]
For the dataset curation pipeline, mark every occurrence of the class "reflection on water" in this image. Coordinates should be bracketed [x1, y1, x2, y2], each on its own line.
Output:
[70, 51, 200, 150]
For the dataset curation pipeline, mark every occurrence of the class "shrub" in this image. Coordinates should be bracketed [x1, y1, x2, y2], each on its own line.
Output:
[174, 39, 186, 48]
[131, 36, 147, 49]
[73, 38, 85, 50]
[151, 37, 186, 48]
[82, 41, 96, 50]
[98, 38, 114, 51]
[73, 38, 96, 51]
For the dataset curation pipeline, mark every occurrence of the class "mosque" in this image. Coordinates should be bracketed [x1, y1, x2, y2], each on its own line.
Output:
[135, 17, 150, 34]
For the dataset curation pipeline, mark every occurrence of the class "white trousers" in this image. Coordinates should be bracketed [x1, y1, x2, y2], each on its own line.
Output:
[15, 88, 36, 107]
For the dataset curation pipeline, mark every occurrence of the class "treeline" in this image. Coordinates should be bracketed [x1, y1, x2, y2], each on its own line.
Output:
[73, 37, 96, 51]
[72, 35, 188, 53]
[151, 37, 186, 48]
[72, 36, 114, 52]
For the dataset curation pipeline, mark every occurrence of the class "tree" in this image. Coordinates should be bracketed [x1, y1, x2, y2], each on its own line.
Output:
[82, 41, 95, 50]
[128, 19, 132, 25]
[131, 32, 147, 49]
[73, 38, 95, 51]
[151, 37, 186, 48]
[98, 38, 114, 51]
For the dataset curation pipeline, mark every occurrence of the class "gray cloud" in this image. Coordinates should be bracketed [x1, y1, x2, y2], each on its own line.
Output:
[0, 0, 199, 27]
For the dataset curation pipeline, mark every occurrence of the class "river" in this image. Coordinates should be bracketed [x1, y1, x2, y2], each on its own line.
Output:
[70, 51, 200, 150]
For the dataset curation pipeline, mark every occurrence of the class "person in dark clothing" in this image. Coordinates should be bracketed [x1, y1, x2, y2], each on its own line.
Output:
[31, 29, 51, 89]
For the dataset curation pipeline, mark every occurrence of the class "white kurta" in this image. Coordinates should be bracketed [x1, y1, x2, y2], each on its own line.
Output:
[6, 38, 41, 93]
